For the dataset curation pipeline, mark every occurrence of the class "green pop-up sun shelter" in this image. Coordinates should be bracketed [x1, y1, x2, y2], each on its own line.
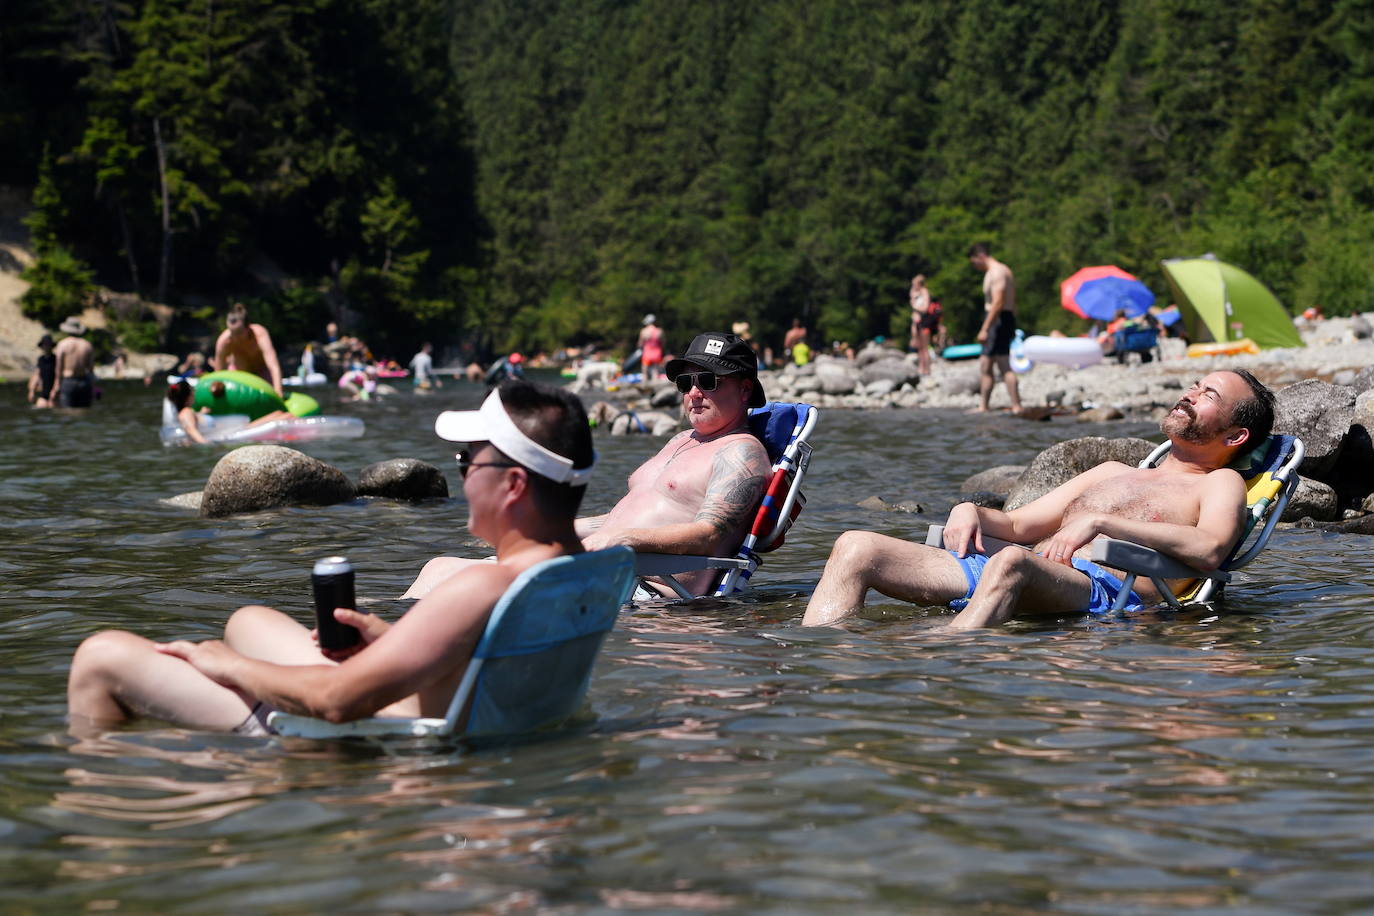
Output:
[1159, 255, 1303, 350]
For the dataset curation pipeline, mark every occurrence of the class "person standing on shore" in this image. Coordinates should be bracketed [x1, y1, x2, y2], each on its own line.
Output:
[51, 318, 97, 408]
[213, 302, 284, 398]
[908, 274, 934, 376]
[639, 314, 665, 380]
[968, 243, 1022, 414]
[783, 318, 807, 364]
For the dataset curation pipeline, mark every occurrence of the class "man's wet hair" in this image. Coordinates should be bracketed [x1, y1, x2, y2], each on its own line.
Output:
[968, 242, 991, 258]
[1226, 368, 1275, 448]
[490, 380, 594, 517]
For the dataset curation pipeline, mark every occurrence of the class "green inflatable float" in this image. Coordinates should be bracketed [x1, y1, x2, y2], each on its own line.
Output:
[194, 370, 320, 419]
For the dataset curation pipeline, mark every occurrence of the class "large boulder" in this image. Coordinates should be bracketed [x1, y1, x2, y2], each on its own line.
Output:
[356, 458, 448, 500]
[940, 368, 981, 397]
[611, 409, 679, 436]
[1282, 477, 1339, 522]
[1309, 514, 1374, 535]
[1273, 379, 1356, 478]
[650, 384, 680, 408]
[813, 356, 859, 395]
[1322, 388, 1374, 508]
[960, 465, 1025, 501]
[1350, 366, 1374, 396]
[860, 357, 920, 388]
[854, 343, 901, 368]
[1005, 437, 1156, 510]
[201, 445, 355, 518]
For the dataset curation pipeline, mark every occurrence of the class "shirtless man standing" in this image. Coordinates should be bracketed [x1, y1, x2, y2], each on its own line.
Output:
[803, 369, 1274, 629]
[213, 302, 284, 398]
[968, 243, 1022, 414]
[404, 332, 771, 599]
[51, 317, 97, 408]
[68, 380, 595, 735]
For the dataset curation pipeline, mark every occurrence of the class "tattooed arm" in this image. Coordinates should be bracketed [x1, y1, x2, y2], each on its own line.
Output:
[582, 438, 769, 555]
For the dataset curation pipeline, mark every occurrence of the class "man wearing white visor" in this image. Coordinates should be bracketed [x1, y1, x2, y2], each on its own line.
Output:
[406, 331, 770, 599]
[68, 381, 594, 735]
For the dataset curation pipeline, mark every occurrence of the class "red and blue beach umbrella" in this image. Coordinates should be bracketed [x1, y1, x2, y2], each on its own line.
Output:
[1060, 265, 1155, 322]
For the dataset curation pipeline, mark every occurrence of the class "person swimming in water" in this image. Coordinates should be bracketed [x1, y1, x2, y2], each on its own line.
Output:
[165, 380, 293, 445]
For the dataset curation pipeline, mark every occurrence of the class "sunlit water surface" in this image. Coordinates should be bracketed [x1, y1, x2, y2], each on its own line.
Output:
[3, 376, 1374, 912]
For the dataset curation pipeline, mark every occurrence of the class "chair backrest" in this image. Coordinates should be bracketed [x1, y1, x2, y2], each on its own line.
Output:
[746, 401, 818, 551]
[1137, 434, 1303, 599]
[1116, 327, 1159, 352]
[449, 546, 636, 737]
[710, 402, 818, 596]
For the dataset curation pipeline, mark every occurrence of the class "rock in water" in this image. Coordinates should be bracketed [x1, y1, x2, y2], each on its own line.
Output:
[356, 458, 449, 500]
[1282, 477, 1339, 523]
[201, 445, 355, 518]
[960, 466, 1025, 502]
[1274, 379, 1356, 478]
[1005, 437, 1156, 511]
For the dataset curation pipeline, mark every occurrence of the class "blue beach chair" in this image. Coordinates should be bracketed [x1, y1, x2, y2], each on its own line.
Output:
[268, 547, 637, 739]
[925, 434, 1304, 612]
[633, 401, 819, 599]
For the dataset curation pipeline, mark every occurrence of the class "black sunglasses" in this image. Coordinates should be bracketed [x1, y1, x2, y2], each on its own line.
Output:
[454, 450, 519, 479]
[674, 370, 726, 394]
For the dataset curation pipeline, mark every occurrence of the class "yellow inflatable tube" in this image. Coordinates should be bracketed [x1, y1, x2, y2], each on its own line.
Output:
[1186, 338, 1260, 358]
[194, 370, 320, 418]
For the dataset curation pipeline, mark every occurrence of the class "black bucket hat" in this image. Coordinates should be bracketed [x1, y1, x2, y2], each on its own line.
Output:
[665, 332, 766, 407]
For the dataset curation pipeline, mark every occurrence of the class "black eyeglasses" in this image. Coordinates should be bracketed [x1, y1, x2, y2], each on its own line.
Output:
[454, 450, 519, 479]
[674, 371, 723, 394]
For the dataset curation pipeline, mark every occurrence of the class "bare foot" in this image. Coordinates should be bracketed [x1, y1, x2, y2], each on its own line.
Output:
[966, 406, 991, 414]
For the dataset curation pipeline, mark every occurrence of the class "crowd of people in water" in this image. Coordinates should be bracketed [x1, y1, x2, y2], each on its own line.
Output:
[54, 304, 1281, 737]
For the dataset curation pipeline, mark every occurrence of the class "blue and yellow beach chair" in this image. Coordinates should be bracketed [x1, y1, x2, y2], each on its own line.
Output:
[1091, 433, 1304, 610]
[925, 434, 1304, 612]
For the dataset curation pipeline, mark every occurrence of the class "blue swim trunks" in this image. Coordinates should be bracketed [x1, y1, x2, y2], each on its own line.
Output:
[946, 550, 1144, 615]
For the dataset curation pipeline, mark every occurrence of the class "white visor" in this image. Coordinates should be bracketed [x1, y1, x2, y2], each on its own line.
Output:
[434, 389, 595, 487]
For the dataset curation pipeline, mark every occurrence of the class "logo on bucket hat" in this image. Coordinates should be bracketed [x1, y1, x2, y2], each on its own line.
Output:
[665, 333, 765, 407]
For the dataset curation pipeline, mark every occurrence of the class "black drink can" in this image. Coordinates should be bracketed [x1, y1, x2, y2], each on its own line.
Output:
[312, 556, 358, 650]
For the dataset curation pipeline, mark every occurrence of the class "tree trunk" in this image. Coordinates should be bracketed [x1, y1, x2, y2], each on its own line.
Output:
[115, 200, 141, 294]
[153, 116, 172, 304]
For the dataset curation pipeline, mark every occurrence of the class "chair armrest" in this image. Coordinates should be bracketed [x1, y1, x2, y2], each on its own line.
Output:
[1090, 538, 1228, 583]
[267, 711, 451, 738]
[633, 554, 752, 576]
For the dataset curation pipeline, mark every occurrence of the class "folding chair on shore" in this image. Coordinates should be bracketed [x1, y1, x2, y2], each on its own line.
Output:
[268, 547, 637, 739]
[1112, 326, 1160, 364]
[633, 401, 818, 599]
[925, 434, 1304, 612]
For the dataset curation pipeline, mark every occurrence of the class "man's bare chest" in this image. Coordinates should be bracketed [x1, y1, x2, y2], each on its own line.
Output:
[1066, 471, 1203, 525]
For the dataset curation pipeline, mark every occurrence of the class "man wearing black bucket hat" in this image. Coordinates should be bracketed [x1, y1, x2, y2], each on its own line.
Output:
[405, 332, 771, 600]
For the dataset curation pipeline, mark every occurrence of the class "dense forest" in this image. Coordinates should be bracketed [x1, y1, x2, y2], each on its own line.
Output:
[2, 0, 1371, 360]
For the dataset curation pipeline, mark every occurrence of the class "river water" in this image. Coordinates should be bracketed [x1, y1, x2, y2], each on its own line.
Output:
[4, 376, 1374, 912]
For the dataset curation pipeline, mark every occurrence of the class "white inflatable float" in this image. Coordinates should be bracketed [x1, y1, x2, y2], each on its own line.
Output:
[1020, 335, 1104, 369]
[160, 400, 365, 446]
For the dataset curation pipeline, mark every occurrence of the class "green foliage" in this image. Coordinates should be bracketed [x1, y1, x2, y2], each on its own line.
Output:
[10, 0, 1374, 362]
[107, 316, 163, 353]
[243, 286, 333, 346]
[19, 248, 95, 327]
[24, 148, 66, 253]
